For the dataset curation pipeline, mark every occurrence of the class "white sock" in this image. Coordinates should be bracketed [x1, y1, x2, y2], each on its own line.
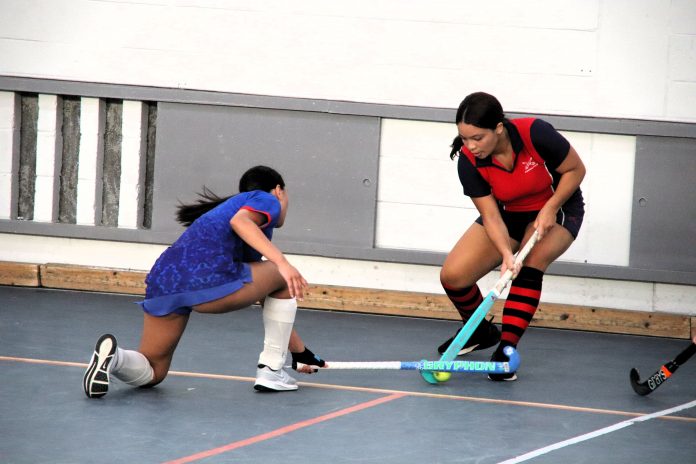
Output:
[111, 347, 154, 387]
[257, 297, 297, 370]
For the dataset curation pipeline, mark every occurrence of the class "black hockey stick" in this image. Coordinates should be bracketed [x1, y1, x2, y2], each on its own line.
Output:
[630, 342, 696, 396]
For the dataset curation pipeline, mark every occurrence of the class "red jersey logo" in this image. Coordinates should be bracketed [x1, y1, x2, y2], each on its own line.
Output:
[522, 158, 539, 174]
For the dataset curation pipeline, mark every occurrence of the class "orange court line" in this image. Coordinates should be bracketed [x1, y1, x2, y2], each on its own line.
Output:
[2, 354, 695, 424]
[161, 392, 406, 464]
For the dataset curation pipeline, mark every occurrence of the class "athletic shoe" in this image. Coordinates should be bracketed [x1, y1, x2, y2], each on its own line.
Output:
[83, 333, 117, 398]
[488, 345, 518, 382]
[254, 366, 298, 392]
[437, 316, 501, 356]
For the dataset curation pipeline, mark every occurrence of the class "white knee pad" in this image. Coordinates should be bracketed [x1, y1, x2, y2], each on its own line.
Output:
[111, 348, 155, 387]
[257, 297, 297, 370]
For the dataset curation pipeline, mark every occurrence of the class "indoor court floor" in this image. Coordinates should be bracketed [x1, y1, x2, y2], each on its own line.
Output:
[1, 285, 695, 464]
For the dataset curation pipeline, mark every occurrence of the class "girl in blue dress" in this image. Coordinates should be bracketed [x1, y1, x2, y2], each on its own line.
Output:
[84, 165, 325, 397]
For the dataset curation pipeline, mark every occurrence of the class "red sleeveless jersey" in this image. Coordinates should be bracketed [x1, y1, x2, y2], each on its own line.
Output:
[458, 118, 565, 212]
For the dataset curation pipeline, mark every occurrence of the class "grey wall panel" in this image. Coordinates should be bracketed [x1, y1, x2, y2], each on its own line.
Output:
[630, 136, 696, 272]
[2, 77, 696, 285]
[150, 102, 381, 249]
[4, 77, 696, 138]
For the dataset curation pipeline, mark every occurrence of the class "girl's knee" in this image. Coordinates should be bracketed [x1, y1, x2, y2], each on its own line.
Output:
[521, 258, 550, 272]
[269, 287, 291, 299]
[439, 268, 453, 287]
[149, 364, 170, 386]
[143, 375, 166, 388]
[137, 352, 171, 384]
[440, 267, 474, 289]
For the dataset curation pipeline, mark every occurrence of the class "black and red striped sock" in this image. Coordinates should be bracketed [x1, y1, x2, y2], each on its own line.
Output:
[501, 266, 544, 348]
[442, 283, 483, 322]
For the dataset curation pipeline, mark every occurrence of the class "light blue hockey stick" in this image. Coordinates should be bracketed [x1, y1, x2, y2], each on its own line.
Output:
[421, 230, 539, 384]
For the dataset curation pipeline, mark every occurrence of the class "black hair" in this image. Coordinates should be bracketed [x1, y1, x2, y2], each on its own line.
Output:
[238, 165, 285, 193]
[450, 92, 506, 159]
[176, 165, 285, 227]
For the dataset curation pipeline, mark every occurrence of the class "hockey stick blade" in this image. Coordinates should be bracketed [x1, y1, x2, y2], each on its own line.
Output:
[629, 342, 696, 396]
[425, 230, 539, 381]
[629, 367, 654, 396]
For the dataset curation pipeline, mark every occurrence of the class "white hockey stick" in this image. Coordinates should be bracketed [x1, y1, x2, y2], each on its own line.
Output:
[295, 346, 520, 374]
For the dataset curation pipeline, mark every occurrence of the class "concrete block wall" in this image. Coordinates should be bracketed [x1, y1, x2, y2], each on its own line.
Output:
[0, 92, 155, 228]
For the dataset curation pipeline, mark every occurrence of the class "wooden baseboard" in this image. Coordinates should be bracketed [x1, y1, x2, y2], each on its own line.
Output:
[0, 261, 41, 287]
[1, 260, 691, 339]
[39, 263, 147, 295]
[300, 283, 690, 339]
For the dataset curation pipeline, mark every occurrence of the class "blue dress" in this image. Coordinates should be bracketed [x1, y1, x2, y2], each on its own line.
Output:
[139, 190, 280, 316]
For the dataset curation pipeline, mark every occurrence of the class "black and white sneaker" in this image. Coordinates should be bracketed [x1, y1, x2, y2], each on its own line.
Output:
[83, 334, 117, 398]
[437, 316, 501, 356]
[488, 345, 518, 382]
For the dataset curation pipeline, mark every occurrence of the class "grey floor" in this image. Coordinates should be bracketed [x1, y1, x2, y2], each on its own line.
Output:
[1, 285, 695, 464]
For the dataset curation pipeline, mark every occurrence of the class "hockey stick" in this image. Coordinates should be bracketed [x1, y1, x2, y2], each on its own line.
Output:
[629, 342, 696, 396]
[421, 229, 539, 384]
[295, 346, 520, 374]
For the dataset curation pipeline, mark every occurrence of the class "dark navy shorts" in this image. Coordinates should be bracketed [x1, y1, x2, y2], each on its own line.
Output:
[475, 194, 584, 243]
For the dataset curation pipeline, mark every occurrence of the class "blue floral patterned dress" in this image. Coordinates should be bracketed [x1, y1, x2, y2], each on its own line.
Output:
[138, 190, 280, 316]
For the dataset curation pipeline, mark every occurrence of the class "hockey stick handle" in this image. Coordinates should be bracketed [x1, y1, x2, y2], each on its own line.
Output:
[296, 347, 520, 374]
[493, 230, 540, 296]
[673, 342, 696, 367]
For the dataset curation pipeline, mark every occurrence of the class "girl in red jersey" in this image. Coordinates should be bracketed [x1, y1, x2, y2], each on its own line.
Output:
[438, 92, 586, 380]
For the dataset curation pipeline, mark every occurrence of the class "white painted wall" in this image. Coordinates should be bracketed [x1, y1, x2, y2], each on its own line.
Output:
[0, 92, 16, 219]
[76, 98, 104, 226]
[0, 1, 695, 317]
[377, 119, 636, 267]
[33, 94, 61, 222]
[0, 0, 695, 122]
[117, 100, 147, 229]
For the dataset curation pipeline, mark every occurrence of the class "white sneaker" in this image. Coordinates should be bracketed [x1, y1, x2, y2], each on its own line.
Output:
[254, 366, 298, 392]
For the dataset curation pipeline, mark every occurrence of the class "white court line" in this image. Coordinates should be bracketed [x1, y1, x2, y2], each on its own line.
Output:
[499, 399, 696, 464]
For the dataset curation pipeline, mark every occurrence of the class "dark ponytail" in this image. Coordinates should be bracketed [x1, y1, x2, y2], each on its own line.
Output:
[449, 136, 464, 160]
[176, 187, 231, 227]
[176, 165, 285, 227]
